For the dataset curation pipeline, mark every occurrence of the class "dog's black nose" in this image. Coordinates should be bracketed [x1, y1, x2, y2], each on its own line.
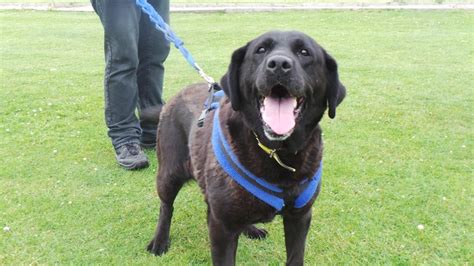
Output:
[267, 55, 293, 73]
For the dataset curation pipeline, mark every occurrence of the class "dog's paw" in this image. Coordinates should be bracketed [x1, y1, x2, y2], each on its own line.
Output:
[146, 238, 170, 256]
[243, 225, 268, 240]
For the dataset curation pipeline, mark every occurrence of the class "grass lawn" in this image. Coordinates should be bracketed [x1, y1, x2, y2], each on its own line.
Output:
[2, 0, 474, 4]
[1, 9, 473, 265]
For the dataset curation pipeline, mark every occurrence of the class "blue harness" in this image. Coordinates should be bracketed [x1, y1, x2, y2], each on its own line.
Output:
[211, 105, 322, 211]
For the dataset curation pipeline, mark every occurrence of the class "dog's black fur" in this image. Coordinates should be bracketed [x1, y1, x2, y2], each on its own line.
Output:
[146, 31, 346, 265]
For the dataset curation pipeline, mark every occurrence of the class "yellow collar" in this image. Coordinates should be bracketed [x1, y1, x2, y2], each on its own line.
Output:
[253, 132, 296, 172]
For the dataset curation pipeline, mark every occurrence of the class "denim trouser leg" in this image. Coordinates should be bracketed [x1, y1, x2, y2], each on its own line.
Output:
[137, 0, 170, 143]
[91, 0, 170, 148]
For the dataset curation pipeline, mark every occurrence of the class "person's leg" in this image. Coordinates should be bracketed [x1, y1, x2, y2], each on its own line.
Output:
[92, 0, 142, 148]
[137, 0, 170, 146]
[92, 0, 149, 169]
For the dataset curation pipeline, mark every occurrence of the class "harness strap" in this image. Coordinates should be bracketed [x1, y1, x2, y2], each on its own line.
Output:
[197, 83, 223, 127]
[294, 165, 322, 208]
[211, 107, 322, 211]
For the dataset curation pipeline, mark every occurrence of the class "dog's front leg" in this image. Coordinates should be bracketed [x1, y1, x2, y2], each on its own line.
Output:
[283, 209, 312, 266]
[208, 211, 239, 266]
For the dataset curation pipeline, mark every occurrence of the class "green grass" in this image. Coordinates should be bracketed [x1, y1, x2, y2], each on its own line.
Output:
[2, 0, 474, 4]
[1, 9, 473, 265]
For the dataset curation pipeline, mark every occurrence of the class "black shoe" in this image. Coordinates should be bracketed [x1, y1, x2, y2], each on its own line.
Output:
[115, 143, 149, 170]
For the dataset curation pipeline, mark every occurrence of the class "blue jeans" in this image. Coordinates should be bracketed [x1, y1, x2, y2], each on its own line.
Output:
[91, 0, 170, 148]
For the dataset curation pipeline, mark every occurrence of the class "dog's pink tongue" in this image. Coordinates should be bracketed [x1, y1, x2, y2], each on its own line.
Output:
[261, 97, 297, 135]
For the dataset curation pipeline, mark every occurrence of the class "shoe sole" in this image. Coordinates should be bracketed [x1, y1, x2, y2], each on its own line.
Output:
[118, 160, 149, 170]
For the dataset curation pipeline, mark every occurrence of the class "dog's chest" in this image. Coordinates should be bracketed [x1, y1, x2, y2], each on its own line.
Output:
[188, 118, 280, 223]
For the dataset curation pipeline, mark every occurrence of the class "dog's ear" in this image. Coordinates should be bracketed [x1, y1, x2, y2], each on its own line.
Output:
[220, 44, 248, 111]
[324, 50, 346, 119]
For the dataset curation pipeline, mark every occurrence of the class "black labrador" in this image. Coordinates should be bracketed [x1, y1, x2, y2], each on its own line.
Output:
[146, 30, 346, 265]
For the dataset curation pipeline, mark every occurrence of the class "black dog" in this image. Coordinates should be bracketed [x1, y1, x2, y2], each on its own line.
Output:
[147, 31, 346, 265]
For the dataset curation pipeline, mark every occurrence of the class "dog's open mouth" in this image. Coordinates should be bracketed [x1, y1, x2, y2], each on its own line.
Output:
[259, 85, 305, 140]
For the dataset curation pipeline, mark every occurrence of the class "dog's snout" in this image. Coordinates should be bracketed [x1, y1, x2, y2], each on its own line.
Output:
[266, 55, 293, 73]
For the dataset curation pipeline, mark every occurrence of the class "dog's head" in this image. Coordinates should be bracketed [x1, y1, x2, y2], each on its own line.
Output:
[221, 31, 345, 149]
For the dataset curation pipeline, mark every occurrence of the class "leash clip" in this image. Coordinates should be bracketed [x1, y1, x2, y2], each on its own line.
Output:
[197, 82, 222, 127]
[195, 63, 216, 85]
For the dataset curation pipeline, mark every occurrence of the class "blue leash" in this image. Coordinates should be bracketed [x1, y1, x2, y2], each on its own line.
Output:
[136, 0, 221, 126]
[136, 0, 216, 84]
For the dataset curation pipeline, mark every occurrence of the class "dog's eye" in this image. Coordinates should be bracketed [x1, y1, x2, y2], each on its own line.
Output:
[299, 49, 310, 56]
[256, 47, 266, 54]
